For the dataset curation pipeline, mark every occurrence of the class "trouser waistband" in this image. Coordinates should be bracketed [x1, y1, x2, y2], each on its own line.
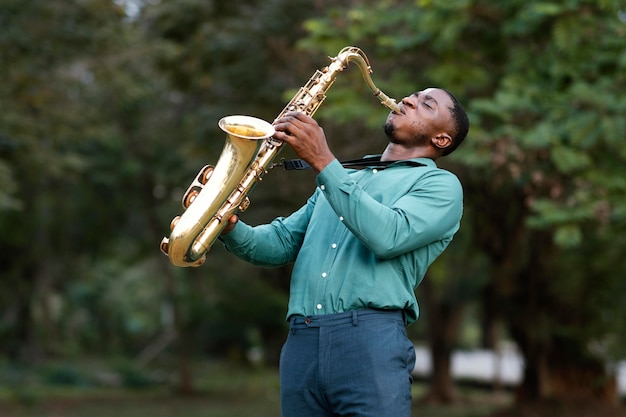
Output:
[289, 308, 404, 329]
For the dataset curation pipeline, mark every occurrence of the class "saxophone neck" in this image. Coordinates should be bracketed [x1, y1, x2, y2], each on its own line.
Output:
[276, 46, 399, 120]
[338, 47, 401, 114]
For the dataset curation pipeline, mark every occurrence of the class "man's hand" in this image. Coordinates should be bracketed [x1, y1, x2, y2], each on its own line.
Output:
[221, 214, 239, 235]
[273, 112, 336, 173]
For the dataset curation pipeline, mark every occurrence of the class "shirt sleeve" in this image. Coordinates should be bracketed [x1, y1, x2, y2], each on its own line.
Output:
[316, 159, 463, 259]
[220, 193, 317, 267]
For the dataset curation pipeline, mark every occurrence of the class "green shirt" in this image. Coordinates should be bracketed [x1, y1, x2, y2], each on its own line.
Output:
[221, 157, 463, 324]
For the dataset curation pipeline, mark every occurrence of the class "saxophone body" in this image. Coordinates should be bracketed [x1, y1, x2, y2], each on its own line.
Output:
[160, 46, 400, 267]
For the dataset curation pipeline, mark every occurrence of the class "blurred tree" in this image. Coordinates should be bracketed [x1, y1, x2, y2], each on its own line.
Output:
[0, 0, 137, 360]
[299, 0, 626, 410]
[0, 0, 354, 394]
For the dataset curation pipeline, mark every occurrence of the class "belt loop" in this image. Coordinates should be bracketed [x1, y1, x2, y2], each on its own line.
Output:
[290, 317, 296, 334]
[352, 310, 358, 326]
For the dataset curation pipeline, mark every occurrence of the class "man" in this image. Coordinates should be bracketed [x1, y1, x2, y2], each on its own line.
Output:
[220, 87, 469, 417]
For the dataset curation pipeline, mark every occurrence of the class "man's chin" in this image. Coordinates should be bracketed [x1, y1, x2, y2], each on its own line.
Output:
[383, 122, 395, 139]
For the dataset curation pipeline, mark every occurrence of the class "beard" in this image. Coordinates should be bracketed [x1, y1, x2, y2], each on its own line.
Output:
[383, 120, 428, 146]
[383, 120, 395, 139]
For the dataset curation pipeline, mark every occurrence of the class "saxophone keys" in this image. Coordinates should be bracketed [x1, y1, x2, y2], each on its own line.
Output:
[183, 189, 200, 208]
[160, 237, 170, 255]
[189, 256, 206, 267]
[239, 197, 251, 212]
[198, 165, 214, 184]
[179, 165, 213, 209]
[170, 216, 181, 230]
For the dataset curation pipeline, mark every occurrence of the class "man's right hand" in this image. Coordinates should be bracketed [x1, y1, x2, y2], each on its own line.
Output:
[272, 111, 335, 173]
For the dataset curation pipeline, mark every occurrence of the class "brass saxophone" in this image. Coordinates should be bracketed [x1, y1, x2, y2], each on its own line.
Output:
[160, 46, 400, 267]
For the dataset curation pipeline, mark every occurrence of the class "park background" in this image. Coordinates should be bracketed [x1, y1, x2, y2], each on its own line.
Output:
[1, 0, 625, 416]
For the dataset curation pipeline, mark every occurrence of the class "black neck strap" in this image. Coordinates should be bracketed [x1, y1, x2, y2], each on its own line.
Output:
[279, 156, 425, 171]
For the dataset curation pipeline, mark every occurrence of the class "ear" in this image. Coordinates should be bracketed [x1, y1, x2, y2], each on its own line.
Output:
[432, 133, 452, 151]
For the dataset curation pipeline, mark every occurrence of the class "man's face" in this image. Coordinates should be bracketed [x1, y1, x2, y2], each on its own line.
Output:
[383, 88, 454, 147]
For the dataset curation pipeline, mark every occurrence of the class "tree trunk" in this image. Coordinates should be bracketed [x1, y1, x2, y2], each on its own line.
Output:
[162, 264, 195, 395]
[511, 325, 619, 404]
[2, 263, 38, 362]
[506, 231, 620, 410]
[420, 276, 465, 404]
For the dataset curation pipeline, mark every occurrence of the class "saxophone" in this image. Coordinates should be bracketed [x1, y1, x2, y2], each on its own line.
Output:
[160, 46, 400, 267]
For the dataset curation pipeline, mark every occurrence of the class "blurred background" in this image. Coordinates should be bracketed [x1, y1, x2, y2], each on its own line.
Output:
[1, 0, 625, 416]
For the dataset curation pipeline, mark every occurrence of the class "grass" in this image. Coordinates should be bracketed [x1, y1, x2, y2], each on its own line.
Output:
[0, 360, 512, 417]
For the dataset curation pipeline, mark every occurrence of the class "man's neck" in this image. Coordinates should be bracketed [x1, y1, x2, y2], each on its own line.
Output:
[380, 143, 436, 162]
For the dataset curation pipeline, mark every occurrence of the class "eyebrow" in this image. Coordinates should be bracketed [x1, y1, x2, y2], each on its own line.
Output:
[413, 92, 438, 105]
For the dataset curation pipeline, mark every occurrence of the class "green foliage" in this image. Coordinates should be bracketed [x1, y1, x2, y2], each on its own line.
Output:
[0, 160, 20, 210]
[41, 365, 91, 388]
[0, 0, 331, 368]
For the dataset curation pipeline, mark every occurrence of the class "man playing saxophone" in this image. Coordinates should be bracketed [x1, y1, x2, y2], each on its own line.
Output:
[220, 87, 469, 417]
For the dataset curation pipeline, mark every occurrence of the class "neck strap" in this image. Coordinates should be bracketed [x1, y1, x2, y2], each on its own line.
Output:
[279, 156, 425, 171]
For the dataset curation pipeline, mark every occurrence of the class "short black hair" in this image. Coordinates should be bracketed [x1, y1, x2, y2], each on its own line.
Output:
[441, 89, 469, 156]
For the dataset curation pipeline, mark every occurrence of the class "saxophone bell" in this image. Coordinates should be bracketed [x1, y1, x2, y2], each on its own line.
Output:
[160, 115, 275, 267]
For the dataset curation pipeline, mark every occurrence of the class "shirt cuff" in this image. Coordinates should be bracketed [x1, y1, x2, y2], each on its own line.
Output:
[316, 159, 351, 190]
[219, 221, 249, 247]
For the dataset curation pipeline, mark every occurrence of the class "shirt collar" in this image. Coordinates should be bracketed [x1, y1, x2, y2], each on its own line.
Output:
[363, 154, 435, 169]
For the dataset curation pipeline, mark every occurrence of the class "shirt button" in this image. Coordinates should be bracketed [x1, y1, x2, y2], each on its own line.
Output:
[316, 304, 323, 310]
[321, 272, 327, 278]
[331, 243, 337, 249]
[339, 216, 344, 221]
[320, 185, 326, 191]
[373, 169, 379, 174]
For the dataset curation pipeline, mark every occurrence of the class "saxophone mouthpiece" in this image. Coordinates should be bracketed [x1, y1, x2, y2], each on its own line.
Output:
[371, 88, 400, 114]
[379, 93, 401, 114]
[388, 100, 401, 114]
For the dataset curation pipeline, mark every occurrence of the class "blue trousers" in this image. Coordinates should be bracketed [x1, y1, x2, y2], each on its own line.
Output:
[279, 309, 416, 417]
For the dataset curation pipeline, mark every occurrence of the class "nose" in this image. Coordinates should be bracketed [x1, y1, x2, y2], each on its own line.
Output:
[400, 96, 416, 108]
